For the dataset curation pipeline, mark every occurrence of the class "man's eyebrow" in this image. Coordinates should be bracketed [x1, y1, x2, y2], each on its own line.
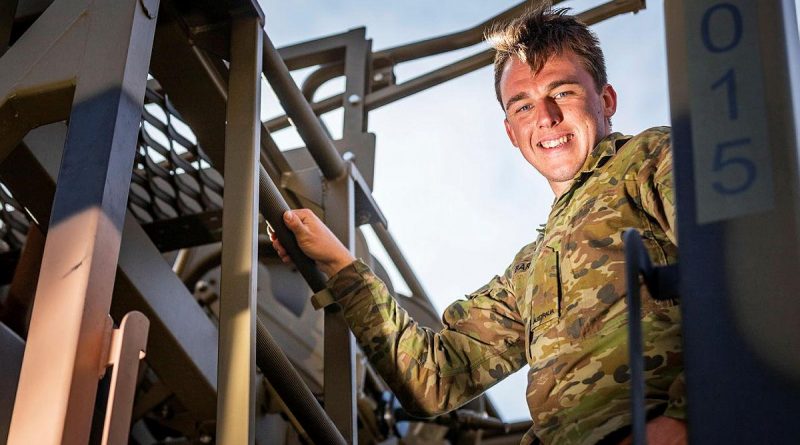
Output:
[504, 92, 529, 112]
[504, 78, 583, 111]
[546, 78, 581, 92]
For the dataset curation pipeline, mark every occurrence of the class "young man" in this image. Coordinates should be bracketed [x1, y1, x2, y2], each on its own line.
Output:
[272, 6, 686, 445]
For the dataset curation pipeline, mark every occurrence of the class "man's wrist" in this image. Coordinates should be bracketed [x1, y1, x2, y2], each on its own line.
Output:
[322, 254, 356, 277]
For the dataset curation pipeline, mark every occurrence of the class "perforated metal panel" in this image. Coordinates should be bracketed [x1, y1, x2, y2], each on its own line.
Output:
[0, 80, 225, 254]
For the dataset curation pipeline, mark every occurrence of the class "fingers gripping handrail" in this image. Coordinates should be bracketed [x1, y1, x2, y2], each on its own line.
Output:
[257, 164, 328, 291]
[255, 163, 345, 444]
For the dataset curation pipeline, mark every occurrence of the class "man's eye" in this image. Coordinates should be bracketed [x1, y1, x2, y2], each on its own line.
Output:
[516, 104, 532, 113]
[553, 91, 572, 99]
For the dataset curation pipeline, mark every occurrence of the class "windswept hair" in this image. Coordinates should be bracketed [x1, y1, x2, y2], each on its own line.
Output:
[486, 3, 607, 108]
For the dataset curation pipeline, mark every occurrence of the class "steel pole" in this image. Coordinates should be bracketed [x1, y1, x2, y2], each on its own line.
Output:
[262, 32, 346, 180]
[216, 13, 262, 445]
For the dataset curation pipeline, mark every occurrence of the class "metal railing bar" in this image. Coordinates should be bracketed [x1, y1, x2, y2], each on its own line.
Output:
[294, 0, 566, 105]
[262, 31, 347, 180]
[264, 48, 488, 133]
[370, 222, 432, 304]
[257, 164, 328, 291]
[623, 229, 649, 445]
[185, 34, 341, 439]
[264, 0, 646, 133]
[301, 62, 343, 101]
[370, 0, 539, 65]
[365, 49, 491, 111]
[264, 94, 340, 132]
[255, 318, 347, 445]
[254, 160, 345, 443]
[623, 226, 678, 445]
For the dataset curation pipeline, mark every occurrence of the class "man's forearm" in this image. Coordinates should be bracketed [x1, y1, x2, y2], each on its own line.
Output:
[327, 260, 526, 417]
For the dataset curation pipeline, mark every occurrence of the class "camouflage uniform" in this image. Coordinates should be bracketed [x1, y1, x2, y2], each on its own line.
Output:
[327, 127, 684, 444]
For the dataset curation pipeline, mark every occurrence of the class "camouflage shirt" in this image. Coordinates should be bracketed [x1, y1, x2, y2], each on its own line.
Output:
[327, 127, 684, 444]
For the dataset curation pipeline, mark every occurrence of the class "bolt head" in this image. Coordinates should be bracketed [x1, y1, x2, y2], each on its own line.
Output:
[347, 94, 361, 105]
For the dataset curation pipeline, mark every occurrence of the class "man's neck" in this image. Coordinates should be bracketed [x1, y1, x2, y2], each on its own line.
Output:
[550, 181, 571, 199]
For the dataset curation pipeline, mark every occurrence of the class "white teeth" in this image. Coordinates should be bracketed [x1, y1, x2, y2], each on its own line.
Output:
[540, 135, 571, 148]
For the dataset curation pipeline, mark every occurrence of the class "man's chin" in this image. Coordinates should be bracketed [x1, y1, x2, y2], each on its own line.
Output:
[544, 169, 580, 184]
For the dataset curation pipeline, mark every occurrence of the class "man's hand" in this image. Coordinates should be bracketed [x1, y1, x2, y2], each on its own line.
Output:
[618, 416, 687, 445]
[269, 209, 355, 277]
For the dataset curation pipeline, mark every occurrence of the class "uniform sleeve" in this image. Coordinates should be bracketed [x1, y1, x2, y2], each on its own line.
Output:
[664, 372, 687, 419]
[638, 130, 677, 246]
[326, 259, 527, 417]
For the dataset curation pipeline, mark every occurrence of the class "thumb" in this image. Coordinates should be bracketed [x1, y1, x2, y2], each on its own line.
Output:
[283, 210, 310, 236]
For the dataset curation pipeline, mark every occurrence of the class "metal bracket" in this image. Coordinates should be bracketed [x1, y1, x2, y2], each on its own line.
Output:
[101, 311, 150, 445]
[281, 154, 386, 229]
[282, 166, 324, 205]
[333, 132, 376, 188]
[350, 161, 387, 227]
[311, 288, 336, 311]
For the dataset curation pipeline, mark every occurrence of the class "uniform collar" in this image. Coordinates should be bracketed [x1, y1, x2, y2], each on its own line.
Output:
[551, 132, 629, 208]
[577, 131, 626, 175]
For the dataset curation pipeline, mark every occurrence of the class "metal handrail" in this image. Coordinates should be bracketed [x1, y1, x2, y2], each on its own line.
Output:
[262, 31, 347, 180]
[254, 319, 347, 445]
[371, 1, 539, 65]
[294, 0, 542, 101]
[371, 222, 432, 304]
[623, 228, 680, 445]
[257, 163, 328, 291]
[265, 0, 647, 132]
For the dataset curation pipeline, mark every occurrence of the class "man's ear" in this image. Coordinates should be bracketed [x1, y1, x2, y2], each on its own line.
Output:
[602, 84, 618, 119]
[504, 118, 519, 147]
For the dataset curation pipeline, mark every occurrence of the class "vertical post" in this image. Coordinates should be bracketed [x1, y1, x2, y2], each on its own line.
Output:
[321, 29, 372, 444]
[6, 0, 158, 444]
[666, 0, 800, 442]
[216, 11, 262, 445]
[342, 28, 371, 141]
[323, 167, 357, 444]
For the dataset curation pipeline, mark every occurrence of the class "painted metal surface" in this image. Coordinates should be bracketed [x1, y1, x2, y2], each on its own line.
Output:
[217, 12, 262, 445]
[4, 0, 158, 443]
[0, 1, 682, 442]
[101, 311, 149, 445]
[666, 0, 800, 442]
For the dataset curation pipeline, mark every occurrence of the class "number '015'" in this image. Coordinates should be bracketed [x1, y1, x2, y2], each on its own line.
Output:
[702, 2, 755, 196]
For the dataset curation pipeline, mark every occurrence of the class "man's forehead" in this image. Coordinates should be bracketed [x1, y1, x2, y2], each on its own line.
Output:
[500, 52, 583, 96]
[501, 51, 581, 80]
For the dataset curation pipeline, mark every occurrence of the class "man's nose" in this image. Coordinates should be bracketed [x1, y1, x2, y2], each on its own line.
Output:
[535, 100, 562, 128]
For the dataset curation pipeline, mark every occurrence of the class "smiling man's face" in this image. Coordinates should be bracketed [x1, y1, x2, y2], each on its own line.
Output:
[501, 50, 617, 197]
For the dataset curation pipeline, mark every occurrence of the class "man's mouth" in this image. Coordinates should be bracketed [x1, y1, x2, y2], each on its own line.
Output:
[538, 134, 573, 149]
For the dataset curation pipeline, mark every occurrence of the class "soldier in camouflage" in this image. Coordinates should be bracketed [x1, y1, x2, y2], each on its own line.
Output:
[272, 5, 686, 445]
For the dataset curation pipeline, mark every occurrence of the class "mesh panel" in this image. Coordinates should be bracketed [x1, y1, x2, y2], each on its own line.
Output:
[0, 82, 224, 254]
[0, 183, 29, 253]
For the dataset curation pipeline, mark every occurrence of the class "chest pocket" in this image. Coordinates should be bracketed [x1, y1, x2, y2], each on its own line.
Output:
[524, 246, 561, 363]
